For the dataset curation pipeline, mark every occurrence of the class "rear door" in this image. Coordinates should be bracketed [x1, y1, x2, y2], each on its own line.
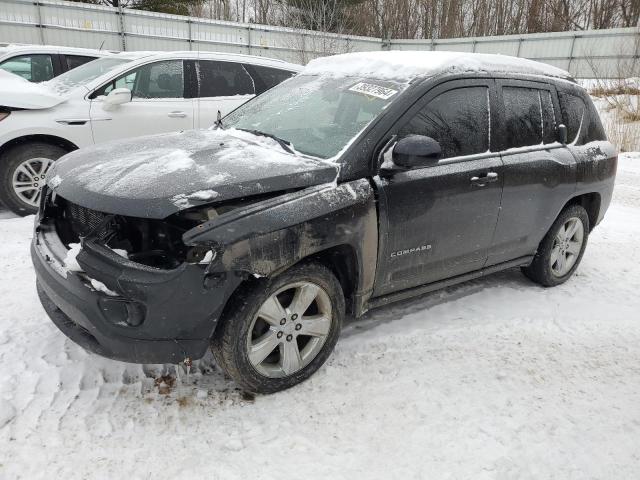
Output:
[89, 59, 194, 144]
[195, 60, 255, 128]
[487, 79, 577, 266]
[373, 79, 504, 296]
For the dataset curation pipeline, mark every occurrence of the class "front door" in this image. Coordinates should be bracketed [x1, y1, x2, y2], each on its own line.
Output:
[373, 80, 504, 296]
[89, 59, 194, 144]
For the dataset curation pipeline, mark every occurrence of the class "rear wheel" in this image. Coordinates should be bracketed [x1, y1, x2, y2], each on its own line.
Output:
[522, 204, 589, 287]
[212, 263, 344, 394]
[0, 142, 68, 216]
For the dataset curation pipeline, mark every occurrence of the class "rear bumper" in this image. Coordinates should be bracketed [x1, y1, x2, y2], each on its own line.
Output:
[31, 221, 242, 364]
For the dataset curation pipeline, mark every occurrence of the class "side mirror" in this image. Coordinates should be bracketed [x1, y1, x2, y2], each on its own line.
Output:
[558, 124, 568, 144]
[102, 88, 131, 110]
[392, 135, 442, 168]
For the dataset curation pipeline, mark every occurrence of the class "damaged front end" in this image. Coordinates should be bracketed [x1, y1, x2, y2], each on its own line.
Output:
[31, 188, 246, 364]
[54, 195, 212, 269]
[32, 177, 378, 364]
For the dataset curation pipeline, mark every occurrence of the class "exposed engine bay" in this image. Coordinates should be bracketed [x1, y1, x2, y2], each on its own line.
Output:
[45, 190, 279, 269]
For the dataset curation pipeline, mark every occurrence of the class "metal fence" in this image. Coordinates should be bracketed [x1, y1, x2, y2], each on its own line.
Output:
[1, 0, 638, 78]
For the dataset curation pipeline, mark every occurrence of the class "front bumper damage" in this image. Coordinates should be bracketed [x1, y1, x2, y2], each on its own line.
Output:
[32, 217, 242, 364]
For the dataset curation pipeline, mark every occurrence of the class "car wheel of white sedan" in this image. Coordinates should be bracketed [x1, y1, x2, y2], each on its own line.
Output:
[0, 142, 68, 216]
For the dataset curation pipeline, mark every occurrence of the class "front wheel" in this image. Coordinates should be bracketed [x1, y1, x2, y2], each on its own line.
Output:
[0, 142, 68, 216]
[212, 263, 344, 394]
[522, 204, 590, 287]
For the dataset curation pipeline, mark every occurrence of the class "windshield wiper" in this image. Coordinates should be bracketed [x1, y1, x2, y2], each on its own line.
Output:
[238, 128, 295, 154]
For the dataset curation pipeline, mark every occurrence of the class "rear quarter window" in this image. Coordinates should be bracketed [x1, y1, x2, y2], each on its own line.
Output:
[558, 92, 584, 144]
[244, 65, 296, 94]
[65, 55, 97, 70]
[558, 91, 607, 144]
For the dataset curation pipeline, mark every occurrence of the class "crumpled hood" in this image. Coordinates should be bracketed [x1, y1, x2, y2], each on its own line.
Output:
[0, 70, 67, 109]
[47, 129, 339, 219]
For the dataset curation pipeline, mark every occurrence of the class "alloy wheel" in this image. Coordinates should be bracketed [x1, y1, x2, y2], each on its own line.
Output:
[11, 157, 53, 207]
[247, 281, 333, 378]
[550, 216, 584, 277]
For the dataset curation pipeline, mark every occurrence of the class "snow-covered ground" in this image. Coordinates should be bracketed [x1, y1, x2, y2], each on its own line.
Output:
[0, 153, 639, 479]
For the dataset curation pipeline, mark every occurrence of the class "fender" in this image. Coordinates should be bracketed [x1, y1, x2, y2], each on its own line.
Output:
[0, 125, 90, 153]
[183, 179, 379, 308]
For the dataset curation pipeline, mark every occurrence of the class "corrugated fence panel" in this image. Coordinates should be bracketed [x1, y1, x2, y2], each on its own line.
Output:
[0, 23, 40, 45]
[474, 39, 520, 56]
[434, 39, 475, 53]
[0, 0, 37, 26]
[0, 0, 637, 78]
[0, 0, 40, 44]
[123, 10, 191, 51]
[192, 21, 248, 51]
[387, 40, 433, 51]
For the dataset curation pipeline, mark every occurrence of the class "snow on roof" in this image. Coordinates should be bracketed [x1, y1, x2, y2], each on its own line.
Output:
[303, 51, 572, 81]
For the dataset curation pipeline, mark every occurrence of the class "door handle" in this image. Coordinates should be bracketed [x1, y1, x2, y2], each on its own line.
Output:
[470, 172, 499, 187]
[168, 111, 187, 118]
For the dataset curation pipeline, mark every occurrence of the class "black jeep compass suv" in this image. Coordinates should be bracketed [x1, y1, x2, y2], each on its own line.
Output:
[32, 51, 617, 393]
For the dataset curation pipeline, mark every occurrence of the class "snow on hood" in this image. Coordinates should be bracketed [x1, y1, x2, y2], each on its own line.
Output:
[0, 70, 66, 109]
[303, 51, 572, 81]
[47, 128, 339, 219]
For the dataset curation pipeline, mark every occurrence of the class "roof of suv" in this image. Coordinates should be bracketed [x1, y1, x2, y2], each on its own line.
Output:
[303, 51, 573, 81]
[0, 44, 112, 56]
[110, 50, 302, 71]
[0, 46, 301, 71]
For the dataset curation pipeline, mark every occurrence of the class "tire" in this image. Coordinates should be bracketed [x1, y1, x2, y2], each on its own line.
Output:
[522, 204, 590, 287]
[0, 142, 68, 216]
[212, 262, 344, 394]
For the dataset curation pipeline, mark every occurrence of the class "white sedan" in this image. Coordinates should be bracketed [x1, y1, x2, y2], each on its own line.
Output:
[0, 51, 300, 215]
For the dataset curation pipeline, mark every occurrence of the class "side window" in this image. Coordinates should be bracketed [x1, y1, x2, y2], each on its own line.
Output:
[399, 86, 489, 159]
[558, 91, 585, 144]
[93, 71, 137, 97]
[584, 99, 607, 143]
[244, 65, 296, 94]
[0, 54, 54, 82]
[132, 60, 184, 99]
[503, 87, 543, 148]
[198, 61, 254, 97]
[558, 91, 606, 144]
[93, 60, 184, 99]
[65, 55, 96, 70]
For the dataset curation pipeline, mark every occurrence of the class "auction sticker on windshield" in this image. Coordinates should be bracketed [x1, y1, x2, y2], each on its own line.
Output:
[349, 82, 398, 100]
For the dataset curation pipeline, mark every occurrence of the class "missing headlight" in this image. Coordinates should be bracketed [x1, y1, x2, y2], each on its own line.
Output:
[185, 245, 216, 264]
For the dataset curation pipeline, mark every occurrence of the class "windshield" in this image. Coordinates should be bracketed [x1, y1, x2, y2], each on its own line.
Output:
[224, 74, 407, 159]
[45, 57, 133, 94]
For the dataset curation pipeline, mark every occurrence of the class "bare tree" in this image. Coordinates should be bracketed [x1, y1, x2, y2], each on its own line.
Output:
[277, 0, 359, 63]
[103, 0, 640, 40]
[587, 28, 640, 151]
